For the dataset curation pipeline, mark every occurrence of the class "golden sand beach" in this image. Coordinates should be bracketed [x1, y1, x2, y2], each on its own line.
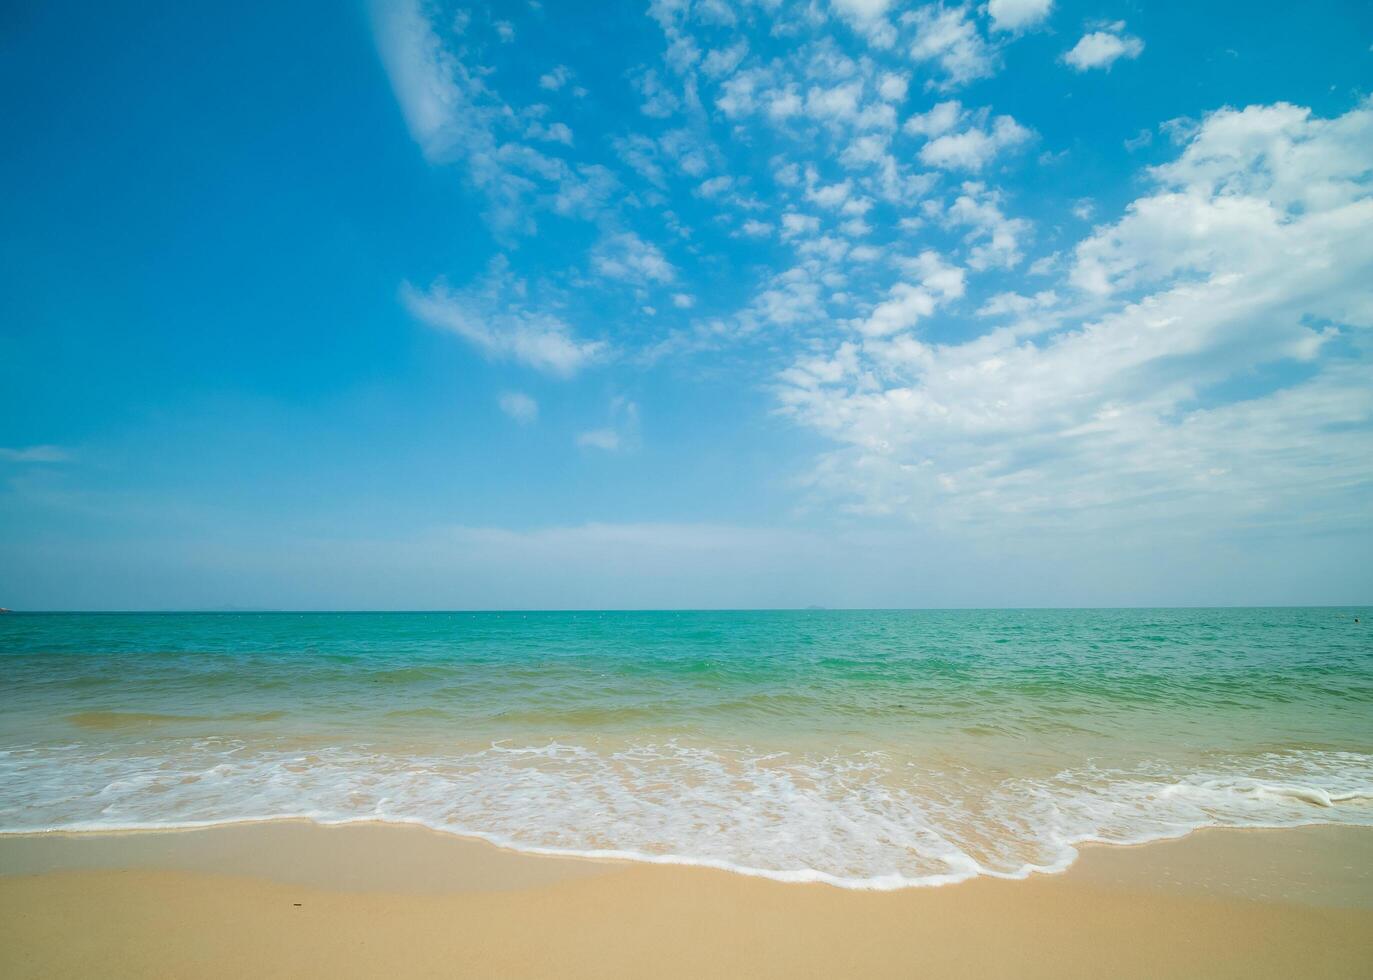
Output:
[2, 822, 1369, 979]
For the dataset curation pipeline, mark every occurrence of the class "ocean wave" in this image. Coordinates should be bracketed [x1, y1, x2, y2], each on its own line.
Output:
[0, 740, 1369, 889]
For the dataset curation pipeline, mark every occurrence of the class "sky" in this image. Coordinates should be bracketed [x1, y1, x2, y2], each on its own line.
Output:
[1, 0, 1371, 609]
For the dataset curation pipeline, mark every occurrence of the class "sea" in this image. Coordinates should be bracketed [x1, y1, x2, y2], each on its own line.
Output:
[1, 609, 1369, 889]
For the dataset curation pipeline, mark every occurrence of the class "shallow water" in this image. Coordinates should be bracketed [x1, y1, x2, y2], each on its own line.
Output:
[1, 609, 1370, 887]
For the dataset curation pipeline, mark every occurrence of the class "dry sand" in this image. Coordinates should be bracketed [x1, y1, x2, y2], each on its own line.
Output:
[1, 821, 1370, 979]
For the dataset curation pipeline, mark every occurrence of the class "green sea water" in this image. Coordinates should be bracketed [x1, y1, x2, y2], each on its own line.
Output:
[1, 609, 1370, 887]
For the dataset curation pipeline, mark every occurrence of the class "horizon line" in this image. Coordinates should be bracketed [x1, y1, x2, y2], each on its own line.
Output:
[2, 604, 1368, 615]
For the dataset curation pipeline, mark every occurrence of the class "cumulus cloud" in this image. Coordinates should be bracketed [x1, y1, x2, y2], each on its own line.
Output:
[878, 72, 910, 102]
[904, 99, 964, 137]
[913, 110, 1032, 170]
[847, 250, 965, 336]
[807, 178, 854, 208]
[906, 5, 997, 89]
[831, 0, 897, 49]
[805, 80, 866, 125]
[781, 212, 822, 238]
[945, 181, 1032, 268]
[402, 263, 605, 377]
[777, 99, 1373, 538]
[1063, 23, 1144, 71]
[986, 0, 1053, 33]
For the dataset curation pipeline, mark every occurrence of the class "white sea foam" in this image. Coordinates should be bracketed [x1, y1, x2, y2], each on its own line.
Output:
[1, 739, 1370, 889]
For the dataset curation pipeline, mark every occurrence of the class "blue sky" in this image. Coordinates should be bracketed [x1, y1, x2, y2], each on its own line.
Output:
[1, 0, 1371, 609]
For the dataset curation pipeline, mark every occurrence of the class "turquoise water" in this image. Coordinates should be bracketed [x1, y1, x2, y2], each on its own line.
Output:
[1, 609, 1370, 887]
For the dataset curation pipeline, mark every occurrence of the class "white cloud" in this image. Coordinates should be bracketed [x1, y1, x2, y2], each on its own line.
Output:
[904, 99, 963, 137]
[830, 0, 891, 18]
[702, 41, 749, 79]
[781, 212, 822, 238]
[831, 0, 897, 49]
[494, 20, 515, 42]
[739, 219, 776, 237]
[577, 397, 641, 451]
[368, 0, 586, 235]
[539, 65, 572, 90]
[499, 391, 539, 424]
[576, 429, 621, 451]
[552, 164, 618, 218]
[672, 292, 697, 309]
[773, 159, 803, 186]
[906, 5, 997, 89]
[805, 80, 864, 123]
[636, 68, 681, 117]
[698, 175, 734, 197]
[807, 178, 854, 208]
[901, 249, 968, 298]
[705, 263, 832, 335]
[917, 114, 1032, 170]
[877, 72, 910, 102]
[848, 250, 964, 336]
[525, 120, 573, 145]
[839, 133, 890, 168]
[851, 282, 938, 337]
[369, 0, 470, 160]
[613, 134, 667, 189]
[945, 181, 1032, 268]
[778, 99, 1373, 539]
[658, 128, 710, 177]
[975, 289, 1058, 317]
[591, 232, 678, 284]
[0, 445, 70, 463]
[766, 87, 804, 121]
[717, 67, 769, 118]
[1063, 23, 1144, 71]
[986, 0, 1053, 33]
[401, 264, 604, 377]
[693, 0, 738, 26]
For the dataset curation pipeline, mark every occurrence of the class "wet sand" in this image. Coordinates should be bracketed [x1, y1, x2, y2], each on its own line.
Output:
[1, 821, 1370, 978]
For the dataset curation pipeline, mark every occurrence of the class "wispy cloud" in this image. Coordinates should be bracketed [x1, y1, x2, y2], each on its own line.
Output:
[402, 260, 605, 377]
[498, 391, 539, 424]
[590, 232, 677, 285]
[0, 445, 70, 463]
[369, 0, 607, 236]
[577, 397, 641, 451]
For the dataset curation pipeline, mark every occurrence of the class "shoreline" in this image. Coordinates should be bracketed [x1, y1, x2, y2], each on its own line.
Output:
[3, 821, 1371, 978]
[3, 809, 1369, 892]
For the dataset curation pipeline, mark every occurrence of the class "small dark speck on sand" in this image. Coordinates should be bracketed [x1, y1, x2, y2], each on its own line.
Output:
[293, 903, 302, 907]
